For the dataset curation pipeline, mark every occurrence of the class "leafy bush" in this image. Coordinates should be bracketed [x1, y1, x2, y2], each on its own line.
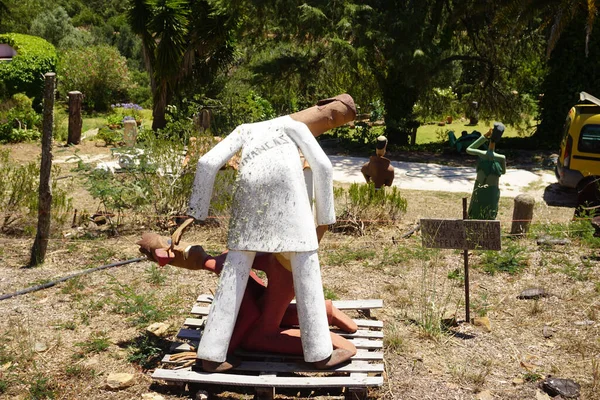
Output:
[82, 132, 235, 229]
[58, 45, 132, 112]
[96, 127, 123, 147]
[0, 33, 57, 108]
[0, 93, 41, 143]
[332, 182, 407, 235]
[0, 149, 72, 235]
[477, 241, 528, 275]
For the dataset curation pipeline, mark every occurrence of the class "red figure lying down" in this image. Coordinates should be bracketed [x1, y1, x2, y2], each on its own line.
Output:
[136, 230, 358, 368]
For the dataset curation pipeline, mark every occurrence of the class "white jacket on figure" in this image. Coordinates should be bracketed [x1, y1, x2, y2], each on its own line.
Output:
[189, 115, 335, 252]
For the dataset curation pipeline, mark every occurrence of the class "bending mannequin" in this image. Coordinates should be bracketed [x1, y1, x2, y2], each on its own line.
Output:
[188, 94, 357, 372]
[466, 122, 506, 220]
[361, 136, 394, 189]
[136, 227, 358, 360]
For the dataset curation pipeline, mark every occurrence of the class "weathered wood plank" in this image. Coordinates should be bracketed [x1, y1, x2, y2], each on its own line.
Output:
[152, 368, 384, 387]
[160, 357, 384, 373]
[183, 317, 382, 331]
[234, 349, 384, 361]
[176, 327, 382, 341]
[194, 296, 383, 311]
[354, 319, 383, 329]
[176, 328, 383, 349]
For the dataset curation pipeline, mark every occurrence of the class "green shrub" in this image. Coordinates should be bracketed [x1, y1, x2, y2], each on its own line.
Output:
[0, 149, 72, 235]
[57, 45, 132, 112]
[477, 241, 528, 275]
[0, 93, 42, 143]
[0, 33, 57, 108]
[332, 182, 407, 235]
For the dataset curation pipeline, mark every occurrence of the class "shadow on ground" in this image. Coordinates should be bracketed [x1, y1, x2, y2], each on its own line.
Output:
[543, 183, 578, 208]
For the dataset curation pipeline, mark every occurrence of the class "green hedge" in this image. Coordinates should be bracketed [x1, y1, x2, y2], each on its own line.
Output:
[0, 33, 57, 108]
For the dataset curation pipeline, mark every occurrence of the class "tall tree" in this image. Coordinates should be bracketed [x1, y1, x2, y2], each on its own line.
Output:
[128, 0, 234, 130]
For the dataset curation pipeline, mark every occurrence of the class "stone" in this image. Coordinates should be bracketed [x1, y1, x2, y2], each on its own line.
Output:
[573, 320, 594, 326]
[106, 372, 135, 390]
[536, 236, 570, 246]
[542, 325, 554, 338]
[539, 377, 580, 398]
[195, 390, 209, 400]
[512, 378, 524, 385]
[535, 389, 551, 400]
[517, 288, 549, 300]
[34, 342, 48, 353]
[146, 322, 171, 337]
[476, 389, 493, 400]
[142, 394, 165, 400]
[472, 316, 491, 332]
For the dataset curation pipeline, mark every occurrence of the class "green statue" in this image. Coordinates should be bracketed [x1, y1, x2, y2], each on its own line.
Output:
[466, 122, 506, 220]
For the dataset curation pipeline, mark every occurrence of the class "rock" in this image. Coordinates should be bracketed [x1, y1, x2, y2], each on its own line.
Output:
[106, 372, 135, 390]
[535, 389, 551, 400]
[476, 390, 493, 400]
[517, 288, 549, 300]
[512, 378, 524, 385]
[147, 322, 171, 337]
[542, 325, 554, 338]
[573, 320, 594, 326]
[195, 390, 209, 400]
[34, 342, 48, 353]
[539, 377, 581, 398]
[472, 316, 491, 332]
[142, 394, 165, 400]
[536, 236, 570, 246]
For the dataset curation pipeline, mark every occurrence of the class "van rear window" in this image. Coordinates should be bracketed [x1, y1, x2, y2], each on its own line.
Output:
[578, 124, 600, 153]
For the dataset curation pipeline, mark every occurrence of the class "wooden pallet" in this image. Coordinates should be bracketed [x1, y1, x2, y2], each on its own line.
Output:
[151, 295, 385, 399]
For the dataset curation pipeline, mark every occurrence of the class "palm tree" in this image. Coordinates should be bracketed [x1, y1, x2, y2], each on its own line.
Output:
[128, 0, 234, 130]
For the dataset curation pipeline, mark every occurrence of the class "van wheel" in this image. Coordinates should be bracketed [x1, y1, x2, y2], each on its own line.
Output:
[575, 177, 600, 217]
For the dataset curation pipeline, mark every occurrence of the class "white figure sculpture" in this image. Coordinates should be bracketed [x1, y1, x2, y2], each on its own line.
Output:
[188, 95, 356, 372]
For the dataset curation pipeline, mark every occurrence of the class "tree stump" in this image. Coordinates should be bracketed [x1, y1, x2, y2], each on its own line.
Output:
[510, 194, 535, 236]
[67, 91, 83, 145]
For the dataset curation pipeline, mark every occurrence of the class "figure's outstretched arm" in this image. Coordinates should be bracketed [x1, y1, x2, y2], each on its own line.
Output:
[189, 127, 244, 220]
[465, 134, 488, 157]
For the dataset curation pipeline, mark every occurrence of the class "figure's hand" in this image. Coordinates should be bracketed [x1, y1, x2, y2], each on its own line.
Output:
[484, 128, 493, 138]
[137, 232, 209, 269]
[137, 232, 171, 263]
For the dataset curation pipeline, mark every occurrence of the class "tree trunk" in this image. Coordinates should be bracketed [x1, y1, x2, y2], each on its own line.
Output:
[381, 77, 419, 146]
[151, 82, 168, 130]
[29, 72, 55, 267]
[67, 91, 83, 145]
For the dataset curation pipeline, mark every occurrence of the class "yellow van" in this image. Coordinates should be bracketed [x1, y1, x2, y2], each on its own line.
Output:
[556, 92, 600, 191]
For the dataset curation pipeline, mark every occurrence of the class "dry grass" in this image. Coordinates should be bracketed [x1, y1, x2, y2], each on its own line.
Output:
[0, 143, 598, 400]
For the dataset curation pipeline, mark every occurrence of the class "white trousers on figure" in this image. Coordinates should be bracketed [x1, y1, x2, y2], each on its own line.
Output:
[197, 250, 255, 362]
[196, 249, 333, 363]
[289, 250, 333, 362]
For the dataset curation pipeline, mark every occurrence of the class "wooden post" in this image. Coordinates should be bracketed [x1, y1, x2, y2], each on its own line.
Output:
[67, 91, 83, 145]
[29, 72, 56, 267]
[462, 197, 470, 323]
[123, 120, 137, 146]
[510, 194, 535, 236]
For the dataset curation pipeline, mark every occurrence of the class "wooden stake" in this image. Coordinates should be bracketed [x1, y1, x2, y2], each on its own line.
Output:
[462, 197, 470, 323]
[29, 72, 56, 267]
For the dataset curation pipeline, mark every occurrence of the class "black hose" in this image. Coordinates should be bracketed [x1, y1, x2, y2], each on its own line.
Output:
[0, 256, 147, 301]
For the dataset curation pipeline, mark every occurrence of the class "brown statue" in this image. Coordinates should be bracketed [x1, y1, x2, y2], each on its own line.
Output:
[361, 135, 395, 189]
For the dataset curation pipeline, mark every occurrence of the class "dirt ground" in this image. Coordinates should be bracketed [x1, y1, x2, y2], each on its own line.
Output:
[0, 140, 598, 400]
